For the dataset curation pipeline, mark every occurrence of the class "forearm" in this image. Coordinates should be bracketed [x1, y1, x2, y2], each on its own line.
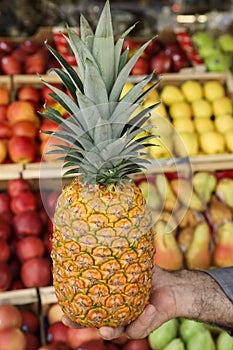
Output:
[173, 269, 233, 330]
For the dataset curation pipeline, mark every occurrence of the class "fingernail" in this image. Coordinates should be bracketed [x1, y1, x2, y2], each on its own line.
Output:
[99, 328, 114, 340]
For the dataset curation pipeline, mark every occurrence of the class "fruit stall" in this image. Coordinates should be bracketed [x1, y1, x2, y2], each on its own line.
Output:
[0, 2, 233, 349]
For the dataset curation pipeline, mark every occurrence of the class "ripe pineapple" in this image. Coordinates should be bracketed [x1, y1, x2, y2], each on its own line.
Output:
[42, 0, 160, 328]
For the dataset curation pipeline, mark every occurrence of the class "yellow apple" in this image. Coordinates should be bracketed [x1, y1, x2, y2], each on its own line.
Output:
[174, 131, 199, 156]
[199, 131, 225, 154]
[194, 118, 214, 133]
[181, 80, 203, 102]
[215, 114, 233, 133]
[191, 99, 212, 118]
[224, 129, 233, 152]
[148, 134, 173, 159]
[212, 96, 233, 117]
[203, 81, 225, 102]
[120, 82, 135, 98]
[173, 117, 195, 132]
[160, 85, 185, 106]
[169, 101, 192, 119]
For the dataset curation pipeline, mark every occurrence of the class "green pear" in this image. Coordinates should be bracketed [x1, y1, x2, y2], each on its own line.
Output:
[218, 34, 233, 53]
[163, 338, 185, 350]
[192, 32, 214, 47]
[138, 180, 162, 211]
[216, 331, 233, 350]
[148, 318, 179, 350]
[179, 318, 206, 343]
[186, 329, 216, 350]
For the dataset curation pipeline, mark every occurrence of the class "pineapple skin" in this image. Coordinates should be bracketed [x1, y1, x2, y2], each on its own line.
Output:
[52, 178, 155, 328]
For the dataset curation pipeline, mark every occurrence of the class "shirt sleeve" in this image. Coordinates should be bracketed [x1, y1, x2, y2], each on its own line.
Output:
[204, 266, 233, 303]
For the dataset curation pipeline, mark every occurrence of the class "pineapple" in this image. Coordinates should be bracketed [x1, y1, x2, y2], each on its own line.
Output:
[41, 0, 161, 328]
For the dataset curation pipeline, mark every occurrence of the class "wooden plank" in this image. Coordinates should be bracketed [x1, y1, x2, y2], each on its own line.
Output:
[39, 286, 57, 305]
[0, 288, 38, 305]
[0, 164, 23, 180]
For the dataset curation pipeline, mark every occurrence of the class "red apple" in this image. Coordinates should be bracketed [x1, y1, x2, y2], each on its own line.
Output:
[130, 57, 149, 76]
[47, 303, 64, 325]
[169, 49, 190, 72]
[37, 343, 71, 350]
[8, 178, 32, 197]
[20, 257, 52, 287]
[7, 100, 37, 125]
[0, 192, 11, 213]
[46, 191, 61, 216]
[0, 304, 23, 329]
[122, 339, 150, 350]
[20, 40, 39, 54]
[41, 84, 64, 103]
[21, 309, 39, 334]
[17, 85, 41, 104]
[0, 239, 11, 262]
[15, 236, 45, 263]
[0, 139, 7, 163]
[0, 87, 10, 105]
[0, 41, 14, 53]
[25, 333, 40, 350]
[11, 279, 24, 290]
[13, 210, 43, 236]
[0, 327, 27, 350]
[150, 52, 172, 75]
[111, 333, 128, 346]
[0, 105, 8, 122]
[67, 328, 102, 350]
[122, 38, 141, 52]
[62, 52, 77, 66]
[0, 219, 12, 240]
[0, 262, 12, 291]
[11, 47, 29, 63]
[47, 322, 69, 344]
[11, 120, 38, 138]
[144, 39, 161, 58]
[39, 120, 58, 142]
[25, 52, 46, 74]
[1, 55, 22, 75]
[106, 343, 120, 350]
[8, 135, 37, 164]
[0, 122, 12, 139]
[10, 191, 37, 214]
[75, 340, 106, 350]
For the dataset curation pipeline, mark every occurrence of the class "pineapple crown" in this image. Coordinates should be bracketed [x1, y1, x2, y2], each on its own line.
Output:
[40, 0, 161, 184]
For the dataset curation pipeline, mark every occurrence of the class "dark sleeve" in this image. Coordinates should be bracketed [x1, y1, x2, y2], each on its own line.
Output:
[204, 267, 233, 303]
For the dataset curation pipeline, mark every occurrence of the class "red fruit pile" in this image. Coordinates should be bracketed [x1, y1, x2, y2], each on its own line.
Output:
[0, 39, 59, 75]
[0, 178, 59, 291]
[0, 304, 40, 350]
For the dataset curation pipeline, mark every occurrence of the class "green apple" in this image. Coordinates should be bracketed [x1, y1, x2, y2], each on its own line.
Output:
[212, 96, 233, 117]
[200, 130, 225, 154]
[192, 99, 212, 118]
[203, 81, 225, 102]
[169, 101, 192, 119]
[148, 318, 179, 350]
[215, 114, 233, 133]
[199, 42, 221, 58]
[179, 319, 206, 343]
[192, 31, 214, 47]
[217, 33, 233, 53]
[216, 331, 233, 350]
[181, 80, 203, 102]
[187, 329, 216, 350]
[204, 53, 229, 72]
[194, 118, 214, 133]
[160, 85, 185, 106]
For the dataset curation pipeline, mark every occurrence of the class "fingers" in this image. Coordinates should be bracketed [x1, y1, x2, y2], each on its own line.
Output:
[62, 315, 87, 329]
[125, 304, 157, 339]
[98, 326, 125, 340]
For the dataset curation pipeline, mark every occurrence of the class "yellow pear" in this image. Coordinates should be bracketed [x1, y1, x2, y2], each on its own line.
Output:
[199, 130, 225, 154]
[212, 96, 233, 117]
[185, 221, 211, 270]
[143, 99, 168, 119]
[120, 82, 135, 98]
[178, 226, 195, 251]
[216, 177, 233, 208]
[203, 80, 225, 101]
[194, 118, 214, 133]
[169, 101, 192, 119]
[138, 180, 162, 211]
[148, 134, 173, 159]
[160, 85, 185, 106]
[174, 131, 199, 156]
[193, 171, 217, 203]
[173, 117, 195, 132]
[215, 114, 233, 133]
[213, 221, 233, 267]
[144, 83, 160, 100]
[170, 178, 205, 211]
[191, 99, 212, 118]
[155, 173, 177, 212]
[181, 80, 203, 102]
[225, 128, 233, 152]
